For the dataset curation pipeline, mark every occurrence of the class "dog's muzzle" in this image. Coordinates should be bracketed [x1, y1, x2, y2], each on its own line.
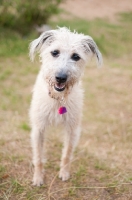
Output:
[54, 83, 66, 92]
[54, 73, 67, 92]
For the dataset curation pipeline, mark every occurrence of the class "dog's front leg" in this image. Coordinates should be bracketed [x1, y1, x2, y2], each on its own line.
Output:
[59, 124, 80, 181]
[31, 126, 45, 186]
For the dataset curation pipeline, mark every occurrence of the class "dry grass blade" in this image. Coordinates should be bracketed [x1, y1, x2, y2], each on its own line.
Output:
[47, 149, 85, 199]
[48, 182, 132, 197]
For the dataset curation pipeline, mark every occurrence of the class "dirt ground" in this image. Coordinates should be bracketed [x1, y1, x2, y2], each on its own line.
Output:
[60, 0, 132, 20]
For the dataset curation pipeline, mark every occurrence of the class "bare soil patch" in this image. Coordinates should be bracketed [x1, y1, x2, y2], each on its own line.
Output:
[60, 0, 132, 20]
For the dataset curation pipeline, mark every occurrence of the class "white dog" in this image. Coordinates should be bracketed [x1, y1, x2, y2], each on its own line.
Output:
[29, 27, 102, 186]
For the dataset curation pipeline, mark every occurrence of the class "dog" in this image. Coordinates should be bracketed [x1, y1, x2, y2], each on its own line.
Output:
[29, 27, 102, 186]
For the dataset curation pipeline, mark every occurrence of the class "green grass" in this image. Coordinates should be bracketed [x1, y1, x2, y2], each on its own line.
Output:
[0, 12, 132, 200]
[20, 122, 31, 131]
[0, 27, 37, 57]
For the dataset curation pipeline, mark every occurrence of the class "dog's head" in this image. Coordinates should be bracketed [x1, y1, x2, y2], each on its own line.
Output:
[29, 27, 102, 99]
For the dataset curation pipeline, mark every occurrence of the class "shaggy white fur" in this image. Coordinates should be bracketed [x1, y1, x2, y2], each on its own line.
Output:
[29, 27, 102, 186]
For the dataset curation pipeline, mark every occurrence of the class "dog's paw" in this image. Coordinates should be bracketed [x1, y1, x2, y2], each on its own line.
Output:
[59, 169, 70, 181]
[32, 175, 44, 186]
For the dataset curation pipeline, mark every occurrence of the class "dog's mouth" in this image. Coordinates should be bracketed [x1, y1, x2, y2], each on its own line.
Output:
[54, 83, 66, 92]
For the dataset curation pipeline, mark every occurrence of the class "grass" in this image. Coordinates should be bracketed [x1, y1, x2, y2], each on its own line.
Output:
[0, 12, 132, 199]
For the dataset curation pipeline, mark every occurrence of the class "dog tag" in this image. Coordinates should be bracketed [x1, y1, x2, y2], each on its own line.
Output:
[58, 107, 67, 114]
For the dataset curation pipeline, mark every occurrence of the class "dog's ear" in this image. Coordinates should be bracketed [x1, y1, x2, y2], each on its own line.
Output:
[29, 31, 55, 61]
[82, 36, 103, 66]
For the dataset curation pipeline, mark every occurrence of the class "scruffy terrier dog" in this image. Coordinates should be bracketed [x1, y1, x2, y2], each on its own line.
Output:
[29, 27, 102, 186]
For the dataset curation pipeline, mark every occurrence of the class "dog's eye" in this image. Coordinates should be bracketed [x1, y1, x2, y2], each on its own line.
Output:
[71, 53, 81, 61]
[51, 50, 60, 57]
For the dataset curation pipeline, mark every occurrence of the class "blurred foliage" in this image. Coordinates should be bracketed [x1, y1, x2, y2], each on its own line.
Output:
[0, 0, 63, 35]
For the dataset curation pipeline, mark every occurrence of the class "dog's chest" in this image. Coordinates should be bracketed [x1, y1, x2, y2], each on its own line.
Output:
[47, 102, 66, 125]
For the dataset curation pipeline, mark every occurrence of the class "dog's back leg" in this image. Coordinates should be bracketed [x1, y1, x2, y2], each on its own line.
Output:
[31, 126, 45, 186]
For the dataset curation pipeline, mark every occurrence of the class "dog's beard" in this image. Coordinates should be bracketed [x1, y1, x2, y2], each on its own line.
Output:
[48, 84, 69, 100]
[47, 80, 76, 101]
[46, 75, 78, 101]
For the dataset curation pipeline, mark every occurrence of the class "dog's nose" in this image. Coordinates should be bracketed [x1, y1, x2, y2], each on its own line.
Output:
[55, 73, 67, 83]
